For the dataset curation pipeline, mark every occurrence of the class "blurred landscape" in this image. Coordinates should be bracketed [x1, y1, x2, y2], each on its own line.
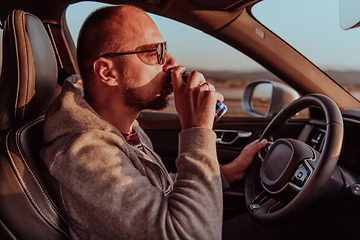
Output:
[159, 70, 360, 117]
[200, 70, 280, 117]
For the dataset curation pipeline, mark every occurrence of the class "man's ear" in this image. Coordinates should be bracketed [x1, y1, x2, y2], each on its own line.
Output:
[92, 58, 118, 86]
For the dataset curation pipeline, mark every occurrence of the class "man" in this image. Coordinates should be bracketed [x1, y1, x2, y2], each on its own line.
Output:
[40, 5, 267, 240]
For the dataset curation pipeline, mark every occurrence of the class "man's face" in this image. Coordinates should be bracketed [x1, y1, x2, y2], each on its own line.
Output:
[112, 12, 176, 111]
[113, 42, 175, 111]
[122, 62, 173, 111]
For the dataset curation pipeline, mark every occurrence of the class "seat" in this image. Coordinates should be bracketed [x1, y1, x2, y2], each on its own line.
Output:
[0, 10, 70, 239]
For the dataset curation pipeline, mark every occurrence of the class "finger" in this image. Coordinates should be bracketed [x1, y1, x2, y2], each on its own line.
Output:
[209, 83, 216, 91]
[171, 66, 187, 91]
[186, 71, 206, 88]
[249, 138, 267, 146]
[253, 139, 267, 152]
[198, 82, 223, 102]
[259, 138, 267, 147]
[202, 90, 224, 104]
[199, 82, 211, 91]
[213, 91, 224, 103]
[245, 139, 267, 154]
[198, 79, 206, 86]
[199, 82, 216, 91]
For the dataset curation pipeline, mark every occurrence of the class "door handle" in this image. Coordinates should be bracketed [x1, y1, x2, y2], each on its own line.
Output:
[214, 130, 252, 145]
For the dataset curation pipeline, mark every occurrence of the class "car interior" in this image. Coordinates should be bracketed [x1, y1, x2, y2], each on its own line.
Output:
[0, 0, 359, 239]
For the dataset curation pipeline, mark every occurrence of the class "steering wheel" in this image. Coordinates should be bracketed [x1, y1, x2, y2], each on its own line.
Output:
[244, 94, 343, 225]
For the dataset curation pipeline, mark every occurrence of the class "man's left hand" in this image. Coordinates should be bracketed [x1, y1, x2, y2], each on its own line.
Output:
[221, 139, 267, 184]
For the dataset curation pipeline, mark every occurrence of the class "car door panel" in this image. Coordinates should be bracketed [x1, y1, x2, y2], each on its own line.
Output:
[139, 111, 307, 172]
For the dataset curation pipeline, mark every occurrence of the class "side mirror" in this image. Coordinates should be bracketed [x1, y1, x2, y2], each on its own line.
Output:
[242, 80, 299, 118]
[339, 0, 360, 30]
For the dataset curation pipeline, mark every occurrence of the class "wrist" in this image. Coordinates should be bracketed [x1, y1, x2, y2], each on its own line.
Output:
[179, 116, 213, 131]
[221, 163, 246, 184]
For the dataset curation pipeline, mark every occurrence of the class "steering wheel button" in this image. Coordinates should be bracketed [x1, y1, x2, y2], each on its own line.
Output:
[292, 164, 309, 187]
[350, 184, 360, 196]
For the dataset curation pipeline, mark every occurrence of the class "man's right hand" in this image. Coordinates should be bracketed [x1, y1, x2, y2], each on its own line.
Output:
[171, 66, 224, 130]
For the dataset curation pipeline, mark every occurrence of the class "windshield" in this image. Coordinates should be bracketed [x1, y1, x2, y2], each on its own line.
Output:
[252, 0, 360, 100]
[66, 0, 357, 117]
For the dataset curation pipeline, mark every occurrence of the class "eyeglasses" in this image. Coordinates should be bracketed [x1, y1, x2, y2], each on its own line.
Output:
[97, 41, 167, 67]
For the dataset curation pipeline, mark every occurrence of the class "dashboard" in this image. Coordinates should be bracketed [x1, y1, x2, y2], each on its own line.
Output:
[297, 109, 360, 177]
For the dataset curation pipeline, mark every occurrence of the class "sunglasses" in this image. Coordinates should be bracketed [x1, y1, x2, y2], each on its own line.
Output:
[95, 41, 167, 67]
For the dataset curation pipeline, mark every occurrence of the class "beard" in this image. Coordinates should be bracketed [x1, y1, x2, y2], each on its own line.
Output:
[124, 85, 171, 111]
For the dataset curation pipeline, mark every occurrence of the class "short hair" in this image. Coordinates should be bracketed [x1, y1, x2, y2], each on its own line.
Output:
[76, 5, 134, 87]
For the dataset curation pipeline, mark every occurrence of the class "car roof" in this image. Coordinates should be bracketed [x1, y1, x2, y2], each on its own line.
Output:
[0, 0, 251, 30]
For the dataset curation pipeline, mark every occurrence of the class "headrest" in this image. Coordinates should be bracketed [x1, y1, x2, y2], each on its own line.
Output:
[0, 10, 57, 131]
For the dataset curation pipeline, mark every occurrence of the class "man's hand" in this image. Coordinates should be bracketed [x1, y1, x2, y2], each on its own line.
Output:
[221, 139, 267, 184]
[171, 66, 224, 130]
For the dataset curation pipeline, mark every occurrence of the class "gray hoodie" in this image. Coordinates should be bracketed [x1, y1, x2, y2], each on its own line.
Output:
[40, 79, 223, 240]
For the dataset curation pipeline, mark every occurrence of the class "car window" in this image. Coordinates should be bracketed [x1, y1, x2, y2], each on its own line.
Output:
[252, 0, 360, 101]
[65, 2, 302, 118]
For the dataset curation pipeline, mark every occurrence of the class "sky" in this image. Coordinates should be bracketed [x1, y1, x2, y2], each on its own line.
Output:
[65, 0, 360, 72]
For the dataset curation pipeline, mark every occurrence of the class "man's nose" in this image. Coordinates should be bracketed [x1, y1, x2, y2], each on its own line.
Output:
[163, 51, 177, 72]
